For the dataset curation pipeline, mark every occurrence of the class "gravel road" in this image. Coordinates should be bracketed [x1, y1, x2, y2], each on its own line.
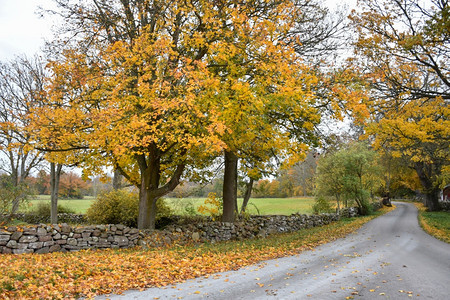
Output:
[97, 202, 450, 299]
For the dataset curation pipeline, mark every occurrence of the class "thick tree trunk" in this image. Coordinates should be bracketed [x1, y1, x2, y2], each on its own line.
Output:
[424, 188, 441, 211]
[239, 178, 254, 216]
[138, 183, 158, 229]
[112, 169, 122, 190]
[415, 162, 441, 211]
[222, 150, 238, 222]
[136, 147, 185, 229]
[50, 163, 63, 224]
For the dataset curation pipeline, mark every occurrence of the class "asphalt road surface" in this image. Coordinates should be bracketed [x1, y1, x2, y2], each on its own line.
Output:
[98, 202, 450, 299]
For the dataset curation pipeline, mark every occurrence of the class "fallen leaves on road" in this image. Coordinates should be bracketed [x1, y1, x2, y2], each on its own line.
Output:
[0, 207, 394, 299]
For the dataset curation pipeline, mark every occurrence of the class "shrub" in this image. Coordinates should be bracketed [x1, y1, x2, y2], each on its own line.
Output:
[312, 196, 334, 214]
[197, 192, 223, 221]
[86, 189, 172, 227]
[31, 202, 76, 216]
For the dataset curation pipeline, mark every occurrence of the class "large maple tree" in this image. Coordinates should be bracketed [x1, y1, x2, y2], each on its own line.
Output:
[29, 0, 331, 228]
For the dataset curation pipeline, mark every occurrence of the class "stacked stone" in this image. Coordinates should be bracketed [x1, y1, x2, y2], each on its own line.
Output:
[141, 212, 343, 247]
[0, 224, 144, 254]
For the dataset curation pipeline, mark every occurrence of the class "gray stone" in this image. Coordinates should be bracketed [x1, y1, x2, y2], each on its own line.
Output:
[61, 224, 71, 233]
[37, 227, 47, 236]
[82, 232, 91, 239]
[19, 235, 38, 243]
[29, 242, 44, 249]
[61, 235, 68, 240]
[7, 226, 17, 232]
[56, 240, 67, 245]
[114, 236, 129, 246]
[2, 247, 12, 254]
[0, 235, 9, 245]
[39, 235, 53, 242]
[35, 247, 50, 254]
[129, 228, 139, 234]
[53, 233, 61, 240]
[23, 227, 37, 234]
[6, 240, 18, 248]
[192, 232, 200, 242]
[49, 244, 61, 252]
[13, 248, 34, 254]
[10, 231, 23, 241]
[43, 241, 55, 247]
[64, 245, 81, 250]
[67, 238, 77, 246]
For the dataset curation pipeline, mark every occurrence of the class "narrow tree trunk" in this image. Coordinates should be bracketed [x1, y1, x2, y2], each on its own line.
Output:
[10, 171, 20, 214]
[50, 163, 63, 224]
[240, 178, 253, 216]
[222, 150, 238, 222]
[335, 194, 340, 214]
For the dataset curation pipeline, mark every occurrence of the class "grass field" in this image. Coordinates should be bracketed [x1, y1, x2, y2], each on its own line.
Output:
[24, 195, 95, 214]
[24, 195, 316, 215]
[167, 197, 315, 215]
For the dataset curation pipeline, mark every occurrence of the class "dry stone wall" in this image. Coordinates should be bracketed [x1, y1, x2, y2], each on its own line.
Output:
[140, 211, 355, 248]
[1, 207, 362, 254]
[0, 224, 143, 254]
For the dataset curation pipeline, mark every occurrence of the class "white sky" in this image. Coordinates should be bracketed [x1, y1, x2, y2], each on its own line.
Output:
[0, 0, 57, 60]
[0, 0, 357, 61]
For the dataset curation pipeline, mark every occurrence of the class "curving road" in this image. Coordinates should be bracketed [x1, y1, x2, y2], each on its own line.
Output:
[98, 202, 450, 299]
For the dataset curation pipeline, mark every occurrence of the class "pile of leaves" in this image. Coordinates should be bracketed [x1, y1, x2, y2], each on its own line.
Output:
[415, 203, 450, 243]
[0, 207, 393, 299]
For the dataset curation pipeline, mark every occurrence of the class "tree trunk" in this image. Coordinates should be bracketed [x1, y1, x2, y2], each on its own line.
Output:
[222, 150, 238, 222]
[50, 163, 63, 224]
[136, 147, 185, 229]
[112, 168, 122, 190]
[138, 182, 158, 229]
[10, 170, 20, 214]
[415, 162, 441, 211]
[240, 178, 253, 216]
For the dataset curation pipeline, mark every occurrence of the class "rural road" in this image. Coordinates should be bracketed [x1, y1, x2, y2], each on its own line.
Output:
[98, 202, 450, 299]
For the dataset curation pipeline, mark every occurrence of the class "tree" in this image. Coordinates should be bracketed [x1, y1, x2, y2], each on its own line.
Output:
[210, 0, 344, 222]
[351, 0, 450, 210]
[0, 56, 46, 213]
[367, 98, 449, 210]
[33, 0, 274, 229]
[315, 142, 382, 215]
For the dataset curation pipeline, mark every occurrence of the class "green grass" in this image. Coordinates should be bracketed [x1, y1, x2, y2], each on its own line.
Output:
[23, 195, 95, 214]
[23, 195, 315, 215]
[416, 203, 450, 243]
[166, 197, 315, 215]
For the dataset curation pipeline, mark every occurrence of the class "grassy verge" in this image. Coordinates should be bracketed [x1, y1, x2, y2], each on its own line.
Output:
[414, 203, 450, 243]
[0, 206, 394, 299]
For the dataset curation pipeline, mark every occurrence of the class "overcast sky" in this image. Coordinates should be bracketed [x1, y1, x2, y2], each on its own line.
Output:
[0, 0, 356, 61]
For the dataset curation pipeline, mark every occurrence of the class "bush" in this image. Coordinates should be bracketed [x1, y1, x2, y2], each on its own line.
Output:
[31, 202, 76, 216]
[86, 189, 172, 227]
[312, 196, 334, 214]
